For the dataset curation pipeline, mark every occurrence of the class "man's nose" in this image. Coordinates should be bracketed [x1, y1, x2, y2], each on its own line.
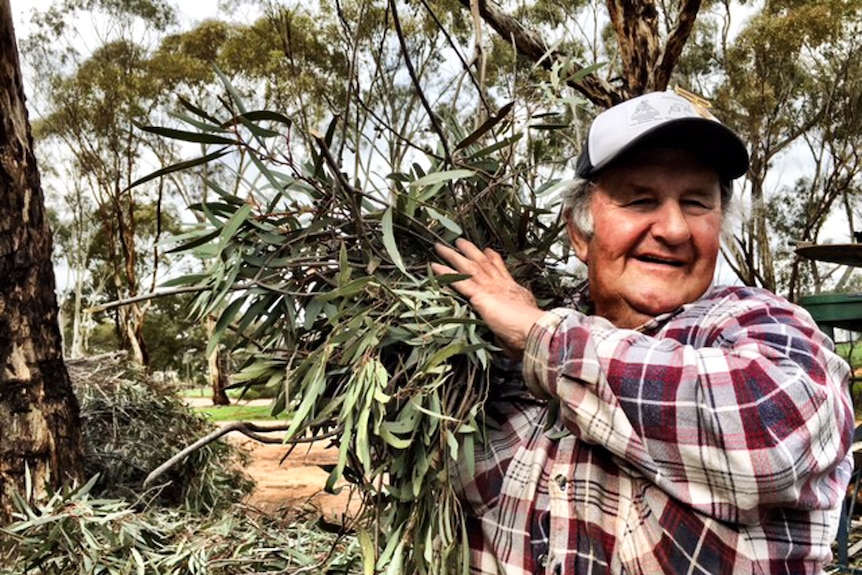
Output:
[651, 200, 691, 244]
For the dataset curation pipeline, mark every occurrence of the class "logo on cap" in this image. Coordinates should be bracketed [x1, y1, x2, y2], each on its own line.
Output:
[630, 101, 660, 126]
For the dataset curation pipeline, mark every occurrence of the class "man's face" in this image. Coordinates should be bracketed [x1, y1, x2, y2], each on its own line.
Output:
[569, 148, 723, 329]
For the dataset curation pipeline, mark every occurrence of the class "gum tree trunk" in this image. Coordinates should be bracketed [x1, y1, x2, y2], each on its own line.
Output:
[0, 0, 84, 523]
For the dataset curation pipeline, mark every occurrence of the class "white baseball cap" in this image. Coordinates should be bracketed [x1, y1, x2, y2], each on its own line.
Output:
[575, 91, 749, 180]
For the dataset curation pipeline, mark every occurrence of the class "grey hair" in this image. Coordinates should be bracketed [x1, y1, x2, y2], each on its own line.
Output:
[561, 176, 734, 239]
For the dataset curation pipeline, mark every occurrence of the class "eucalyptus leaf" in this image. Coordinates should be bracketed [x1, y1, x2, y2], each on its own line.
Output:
[409, 169, 475, 188]
[382, 207, 408, 275]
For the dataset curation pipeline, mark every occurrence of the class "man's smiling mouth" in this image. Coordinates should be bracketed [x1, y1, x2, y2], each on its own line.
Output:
[636, 254, 685, 267]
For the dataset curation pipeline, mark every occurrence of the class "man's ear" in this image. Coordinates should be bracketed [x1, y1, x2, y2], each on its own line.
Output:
[564, 212, 590, 264]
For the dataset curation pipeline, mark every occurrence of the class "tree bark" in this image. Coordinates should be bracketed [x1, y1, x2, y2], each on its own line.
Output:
[206, 315, 230, 406]
[0, 0, 84, 523]
[209, 349, 231, 406]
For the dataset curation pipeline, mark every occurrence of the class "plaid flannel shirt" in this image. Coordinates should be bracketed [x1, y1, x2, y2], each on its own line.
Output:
[451, 285, 854, 575]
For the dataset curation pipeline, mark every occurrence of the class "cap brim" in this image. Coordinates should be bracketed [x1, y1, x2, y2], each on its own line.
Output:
[578, 118, 749, 180]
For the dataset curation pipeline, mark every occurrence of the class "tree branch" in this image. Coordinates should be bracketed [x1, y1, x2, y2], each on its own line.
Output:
[458, 0, 620, 108]
[389, 0, 452, 162]
[143, 421, 340, 488]
[607, 0, 660, 94]
[654, 0, 702, 90]
[85, 285, 232, 313]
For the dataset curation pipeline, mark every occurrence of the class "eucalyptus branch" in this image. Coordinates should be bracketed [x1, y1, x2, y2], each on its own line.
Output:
[419, 0, 492, 114]
[143, 421, 342, 488]
[85, 285, 240, 313]
[388, 0, 452, 163]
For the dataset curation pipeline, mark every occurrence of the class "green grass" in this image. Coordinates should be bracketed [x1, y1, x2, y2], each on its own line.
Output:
[836, 341, 862, 369]
[834, 342, 862, 420]
[181, 387, 251, 399]
[180, 386, 279, 401]
[195, 404, 281, 421]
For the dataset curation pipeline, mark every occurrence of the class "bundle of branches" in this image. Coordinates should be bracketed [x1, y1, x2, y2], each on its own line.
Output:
[1, 474, 358, 574]
[68, 354, 253, 511]
[138, 76, 577, 573]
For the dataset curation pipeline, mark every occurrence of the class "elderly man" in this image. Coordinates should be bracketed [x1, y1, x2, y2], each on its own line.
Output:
[431, 91, 854, 574]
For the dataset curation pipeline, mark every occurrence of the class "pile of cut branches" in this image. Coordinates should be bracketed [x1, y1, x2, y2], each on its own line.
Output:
[67, 352, 253, 511]
[0, 476, 358, 574]
[138, 75, 578, 573]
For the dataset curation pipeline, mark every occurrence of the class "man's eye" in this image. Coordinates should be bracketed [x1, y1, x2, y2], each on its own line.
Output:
[683, 199, 713, 210]
[625, 198, 654, 207]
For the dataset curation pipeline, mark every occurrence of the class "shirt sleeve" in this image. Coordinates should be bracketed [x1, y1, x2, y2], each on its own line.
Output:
[521, 288, 854, 525]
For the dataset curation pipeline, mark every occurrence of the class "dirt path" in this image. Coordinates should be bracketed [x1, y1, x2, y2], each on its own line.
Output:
[225, 427, 357, 521]
[190, 396, 357, 522]
[186, 397, 356, 520]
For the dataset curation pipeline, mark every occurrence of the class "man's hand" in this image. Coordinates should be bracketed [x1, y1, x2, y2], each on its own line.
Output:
[431, 238, 547, 357]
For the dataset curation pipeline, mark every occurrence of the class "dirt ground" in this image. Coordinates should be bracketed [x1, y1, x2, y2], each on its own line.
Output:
[224, 427, 358, 522]
[184, 397, 357, 521]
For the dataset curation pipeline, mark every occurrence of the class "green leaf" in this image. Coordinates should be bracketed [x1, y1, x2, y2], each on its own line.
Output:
[207, 296, 246, 356]
[217, 203, 253, 254]
[303, 298, 325, 330]
[214, 65, 248, 115]
[381, 207, 408, 275]
[314, 277, 373, 302]
[164, 228, 221, 255]
[177, 94, 221, 124]
[465, 133, 523, 160]
[126, 149, 230, 191]
[338, 242, 351, 285]
[377, 525, 404, 569]
[283, 346, 330, 440]
[453, 101, 514, 151]
[158, 273, 210, 287]
[358, 529, 377, 575]
[425, 207, 462, 235]
[378, 424, 412, 449]
[445, 430, 459, 460]
[134, 122, 236, 145]
[421, 342, 486, 372]
[383, 539, 405, 575]
[409, 169, 475, 188]
[233, 109, 293, 126]
[326, 415, 351, 493]
[529, 123, 570, 130]
[566, 61, 606, 82]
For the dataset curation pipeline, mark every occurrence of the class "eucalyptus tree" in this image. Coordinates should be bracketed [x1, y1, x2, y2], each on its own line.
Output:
[697, 0, 862, 298]
[0, 0, 84, 523]
[456, 0, 705, 105]
[21, 0, 184, 366]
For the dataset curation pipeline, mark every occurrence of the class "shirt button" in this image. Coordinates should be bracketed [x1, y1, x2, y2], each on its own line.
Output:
[537, 553, 548, 567]
[554, 474, 568, 491]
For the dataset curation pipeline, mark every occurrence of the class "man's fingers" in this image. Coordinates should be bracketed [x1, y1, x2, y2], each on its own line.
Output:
[434, 241, 474, 272]
[433, 240, 513, 292]
[454, 238, 487, 261]
[430, 259, 478, 299]
[483, 247, 512, 277]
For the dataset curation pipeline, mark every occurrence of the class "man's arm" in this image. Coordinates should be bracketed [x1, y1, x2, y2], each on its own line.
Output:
[522, 290, 854, 525]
